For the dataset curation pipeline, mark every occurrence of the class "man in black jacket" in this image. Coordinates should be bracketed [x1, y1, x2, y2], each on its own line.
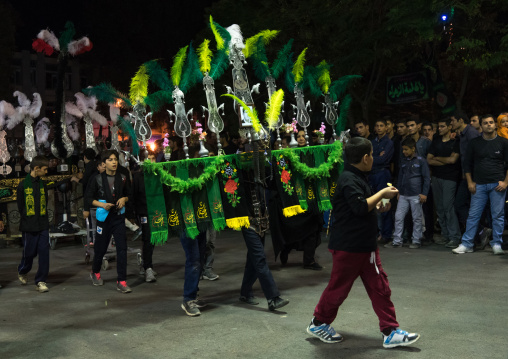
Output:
[86, 150, 132, 293]
[16, 156, 50, 293]
[306, 137, 420, 348]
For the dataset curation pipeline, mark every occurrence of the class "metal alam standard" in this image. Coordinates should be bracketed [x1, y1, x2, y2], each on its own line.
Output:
[21, 16, 359, 244]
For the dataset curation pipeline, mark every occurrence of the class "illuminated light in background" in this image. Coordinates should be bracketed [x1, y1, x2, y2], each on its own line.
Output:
[149, 142, 156, 151]
[441, 14, 448, 21]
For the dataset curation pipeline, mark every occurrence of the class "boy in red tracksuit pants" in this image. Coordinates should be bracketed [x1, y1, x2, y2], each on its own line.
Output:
[306, 137, 420, 349]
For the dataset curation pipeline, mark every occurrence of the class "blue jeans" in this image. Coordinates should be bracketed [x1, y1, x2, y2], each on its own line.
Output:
[461, 183, 505, 249]
[393, 195, 423, 245]
[241, 228, 280, 300]
[180, 232, 206, 302]
[369, 169, 394, 239]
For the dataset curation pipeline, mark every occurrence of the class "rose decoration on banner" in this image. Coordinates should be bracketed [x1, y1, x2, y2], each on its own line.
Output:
[277, 154, 294, 195]
[221, 161, 241, 207]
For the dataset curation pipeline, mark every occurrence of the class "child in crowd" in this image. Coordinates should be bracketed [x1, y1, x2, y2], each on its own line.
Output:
[16, 156, 50, 293]
[387, 137, 430, 249]
[86, 150, 132, 293]
[306, 137, 420, 348]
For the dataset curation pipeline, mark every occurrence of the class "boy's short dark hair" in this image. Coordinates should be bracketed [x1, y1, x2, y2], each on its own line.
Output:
[395, 118, 407, 125]
[375, 119, 387, 126]
[401, 137, 416, 148]
[101, 150, 119, 163]
[30, 155, 49, 170]
[438, 117, 452, 127]
[355, 119, 369, 127]
[453, 110, 470, 124]
[345, 137, 372, 164]
[406, 117, 420, 125]
[83, 148, 96, 161]
[383, 116, 393, 124]
[421, 121, 432, 129]
[480, 114, 494, 124]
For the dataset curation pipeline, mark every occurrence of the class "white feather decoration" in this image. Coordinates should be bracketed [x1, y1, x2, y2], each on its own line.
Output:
[65, 113, 80, 141]
[87, 95, 98, 111]
[74, 92, 88, 114]
[28, 93, 42, 118]
[37, 29, 60, 51]
[68, 37, 91, 56]
[65, 102, 83, 118]
[0, 101, 15, 128]
[13, 91, 31, 108]
[6, 108, 25, 130]
[35, 118, 51, 144]
[88, 110, 108, 126]
[109, 104, 120, 123]
[226, 24, 245, 49]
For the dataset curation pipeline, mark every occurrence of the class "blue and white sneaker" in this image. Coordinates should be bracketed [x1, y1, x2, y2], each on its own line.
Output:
[306, 318, 343, 343]
[383, 328, 420, 348]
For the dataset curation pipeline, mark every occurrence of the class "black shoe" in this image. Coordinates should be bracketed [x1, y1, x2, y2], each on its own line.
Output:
[280, 249, 289, 265]
[268, 296, 289, 311]
[303, 262, 323, 270]
[239, 296, 259, 305]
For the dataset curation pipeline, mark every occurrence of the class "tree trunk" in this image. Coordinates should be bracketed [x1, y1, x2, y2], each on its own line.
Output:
[456, 67, 470, 112]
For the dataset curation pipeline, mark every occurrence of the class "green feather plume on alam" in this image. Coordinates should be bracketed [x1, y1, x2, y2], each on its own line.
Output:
[180, 43, 203, 93]
[271, 39, 293, 80]
[251, 36, 271, 81]
[317, 61, 331, 94]
[116, 115, 140, 156]
[329, 75, 362, 102]
[171, 46, 188, 87]
[59, 21, 76, 53]
[243, 30, 280, 59]
[265, 89, 284, 130]
[292, 48, 308, 83]
[209, 16, 231, 51]
[144, 90, 173, 112]
[222, 94, 261, 132]
[130, 64, 149, 105]
[302, 66, 323, 98]
[144, 60, 172, 91]
[198, 39, 213, 74]
[284, 53, 295, 91]
[83, 83, 132, 108]
[336, 94, 352, 133]
[209, 49, 229, 80]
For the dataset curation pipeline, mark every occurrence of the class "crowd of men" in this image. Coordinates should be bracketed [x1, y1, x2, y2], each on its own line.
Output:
[353, 111, 508, 255]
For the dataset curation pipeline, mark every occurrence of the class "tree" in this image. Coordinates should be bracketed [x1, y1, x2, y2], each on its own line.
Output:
[0, 1, 16, 100]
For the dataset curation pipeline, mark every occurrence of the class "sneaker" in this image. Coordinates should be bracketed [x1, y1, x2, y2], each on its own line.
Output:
[492, 244, 505, 255]
[202, 269, 220, 281]
[382, 328, 420, 348]
[409, 243, 421, 249]
[190, 299, 208, 308]
[90, 272, 104, 286]
[479, 228, 493, 250]
[36, 282, 49, 293]
[384, 242, 402, 248]
[145, 268, 156, 283]
[181, 300, 201, 316]
[303, 262, 323, 270]
[116, 281, 132, 293]
[306, 318, 343, 344]
[452, 244, 473, 254]
[18, 272, 27, 285]
[445, 240, 460, 248]
[131, 228, 142, 241]
[268, 296, 289, 311]
[433, 235, 448, 245]
[239, 296, 259, 305]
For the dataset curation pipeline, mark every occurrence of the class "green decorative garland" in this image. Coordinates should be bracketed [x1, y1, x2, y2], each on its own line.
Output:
[143, 141, 343, 194]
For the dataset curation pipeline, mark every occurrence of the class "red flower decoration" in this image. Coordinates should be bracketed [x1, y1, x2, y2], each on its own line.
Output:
[281, 169, 290, 184]
[32, 38, 54, 56]
[224, 179, 238, 194]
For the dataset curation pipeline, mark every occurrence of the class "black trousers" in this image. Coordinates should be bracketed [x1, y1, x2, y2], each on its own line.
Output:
[140, 220, 155, 270]
[93, 213, 127, 281]
[18, 230, 50, 284]
[240, 228, 280, 300]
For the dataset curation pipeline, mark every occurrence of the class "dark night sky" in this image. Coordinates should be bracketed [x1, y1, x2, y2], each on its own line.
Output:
[9, 0, 216, 89]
